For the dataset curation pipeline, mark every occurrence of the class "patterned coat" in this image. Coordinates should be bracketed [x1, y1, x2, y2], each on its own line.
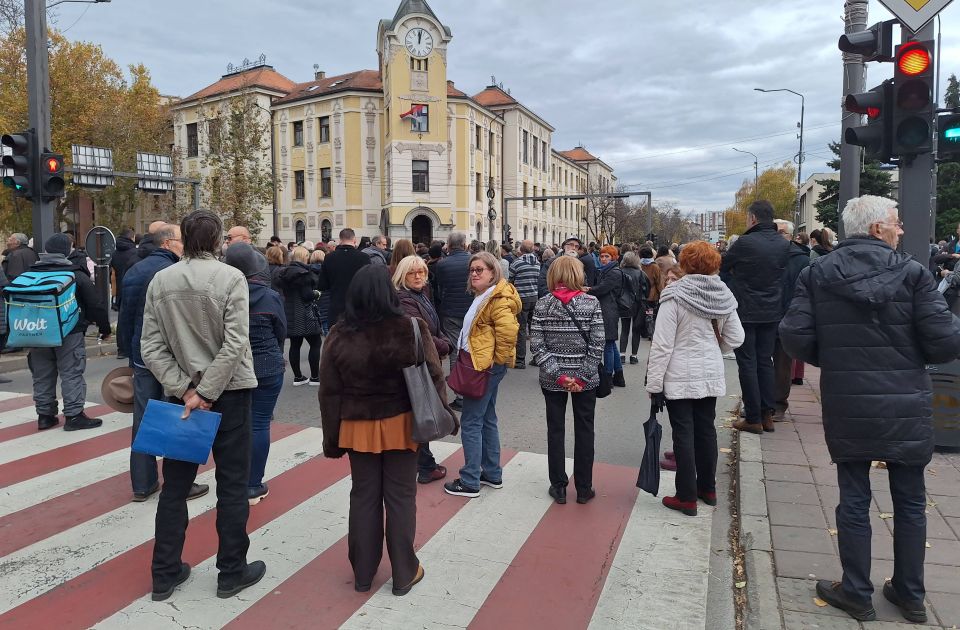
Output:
[530, 293, 605, 391]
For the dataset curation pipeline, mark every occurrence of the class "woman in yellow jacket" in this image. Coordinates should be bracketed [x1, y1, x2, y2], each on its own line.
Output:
[444, 251, 521, 498]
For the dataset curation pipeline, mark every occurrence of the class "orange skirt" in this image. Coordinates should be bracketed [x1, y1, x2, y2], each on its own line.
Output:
[338, 412, 418, 454]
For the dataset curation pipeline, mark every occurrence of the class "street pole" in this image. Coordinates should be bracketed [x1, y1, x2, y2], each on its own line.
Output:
[25, 0, 55, 247]
[839, 0, 868, 240]
[899, 20, 936, 264]
[797, 94, 805, 229]
[732, 147, 759, 197]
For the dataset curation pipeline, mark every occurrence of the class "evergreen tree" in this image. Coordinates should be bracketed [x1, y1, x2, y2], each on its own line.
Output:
[814, 142, 894, 230]
[936, 75, 960, 240]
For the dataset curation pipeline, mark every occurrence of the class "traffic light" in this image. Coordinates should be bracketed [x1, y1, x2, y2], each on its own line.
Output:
[1, 129, 37, 198]
[892, 40, 935, 157]
[39, 152, 65, 200]
[938, 113, 960, 161]
[838, 19, 894, 61]
[844, 80, 892, 163]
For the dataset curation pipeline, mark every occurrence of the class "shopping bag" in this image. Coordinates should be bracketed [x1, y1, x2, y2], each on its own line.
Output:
[132, 399, 222, 465]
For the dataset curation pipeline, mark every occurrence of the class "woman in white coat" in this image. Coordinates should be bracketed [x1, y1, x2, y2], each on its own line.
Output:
[646, 241, 745, 517]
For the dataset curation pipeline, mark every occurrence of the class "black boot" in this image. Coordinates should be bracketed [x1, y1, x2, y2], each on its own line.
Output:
[37, 414, 59, 431]
[64, 411, 103, 431]
[613, 370, 626, 388]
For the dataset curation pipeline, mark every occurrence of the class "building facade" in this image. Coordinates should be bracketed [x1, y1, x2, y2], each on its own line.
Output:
[171, 0, 614, 245]
[695, 210, 726, 243]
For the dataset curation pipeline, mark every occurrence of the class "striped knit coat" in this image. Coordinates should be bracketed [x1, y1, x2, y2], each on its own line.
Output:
[529, 292, 605, 391]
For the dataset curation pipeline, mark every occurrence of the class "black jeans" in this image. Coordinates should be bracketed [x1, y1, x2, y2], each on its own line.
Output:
[836, 461, 927, 605]
[665, 398, 718, 502]
[417, 443, 438, 475]
[543, 387, 597, 491]
[734, 322, 778, 424]
[288, 334, 322, 379]
[515, 299, 537, 362]
[619, 316, 643, 356]
[152, 389, 252, 590]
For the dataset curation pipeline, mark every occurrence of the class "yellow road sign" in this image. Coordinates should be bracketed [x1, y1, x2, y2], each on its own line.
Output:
[879, 0, 954, 32]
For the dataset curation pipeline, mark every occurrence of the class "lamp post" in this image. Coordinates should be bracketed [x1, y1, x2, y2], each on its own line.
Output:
[754, 87, 805, 228]
[732, 147, 759, 197]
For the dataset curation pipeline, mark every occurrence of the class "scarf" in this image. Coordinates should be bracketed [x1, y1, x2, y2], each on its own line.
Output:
[640, 258, 655, 266]
[598, 260, 617, 273]
[551, 284, 582, 304]
[659, 273, 738, 319]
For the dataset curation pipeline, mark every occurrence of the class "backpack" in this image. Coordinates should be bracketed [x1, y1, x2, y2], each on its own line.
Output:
[617, 269, 645, 318]
[3, 270, 80, 348]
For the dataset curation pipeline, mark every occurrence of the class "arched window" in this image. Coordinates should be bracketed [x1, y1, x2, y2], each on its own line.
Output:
[295, 220, 306, 243]
[321, 219, 332, 242]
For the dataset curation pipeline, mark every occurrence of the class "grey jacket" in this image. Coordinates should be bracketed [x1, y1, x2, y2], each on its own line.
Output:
[140, 254, 258, 401]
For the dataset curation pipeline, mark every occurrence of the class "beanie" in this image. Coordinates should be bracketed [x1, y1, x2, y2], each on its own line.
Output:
[224, 242, 267, 278]
[44, 233, 73, 257]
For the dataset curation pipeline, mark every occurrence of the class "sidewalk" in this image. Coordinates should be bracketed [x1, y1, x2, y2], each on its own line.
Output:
[739, 367, 960, 629]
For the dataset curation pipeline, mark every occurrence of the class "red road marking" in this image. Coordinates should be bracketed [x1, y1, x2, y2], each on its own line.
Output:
[0, 423, 306, 557]
[227, 448, 519, 630]
[0, 394, 35, 414]
[468, 462, 640, 630]
[0, 449, 352, 628]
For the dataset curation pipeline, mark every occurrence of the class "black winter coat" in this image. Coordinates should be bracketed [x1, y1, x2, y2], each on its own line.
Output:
[316, 245, 370, 325]
[781, 242, 810, 311]
[779, 237, 960, 465]
[110, 237, 139, 295]
[720, 222, 791, 323]
[2, 245, 38, 280]
[30, 254, 111, 337]
[588, 264, 624, 340]
[434, 249, 472, 319]
[277, 262, 322, 338]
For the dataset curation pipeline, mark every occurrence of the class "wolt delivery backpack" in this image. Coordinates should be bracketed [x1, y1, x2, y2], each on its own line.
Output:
[3, 270, 80, 348]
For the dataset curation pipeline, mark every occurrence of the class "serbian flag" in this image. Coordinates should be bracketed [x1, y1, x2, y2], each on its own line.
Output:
[400, 104, 427, 123]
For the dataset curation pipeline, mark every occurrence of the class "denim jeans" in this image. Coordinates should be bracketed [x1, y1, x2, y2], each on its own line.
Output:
[603, 340, 623, 374]
[458, 363, 508, 488]
[131, 365, 163, 494]
[249, 373, 283, 488]
[836, 460, 927, 605]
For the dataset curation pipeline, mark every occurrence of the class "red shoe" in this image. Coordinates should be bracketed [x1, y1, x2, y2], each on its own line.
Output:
[664, 451, 675, 461]
[659, 458, 677, 471]
[662, 495, 697, 516]
[697, 490, 717, 506]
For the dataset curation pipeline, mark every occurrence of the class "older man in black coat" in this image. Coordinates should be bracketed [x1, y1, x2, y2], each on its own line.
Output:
[780, 195, 960, 624]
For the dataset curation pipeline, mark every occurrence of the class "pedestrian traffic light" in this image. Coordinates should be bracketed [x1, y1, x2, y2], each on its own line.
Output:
[39, 151, 65, 200]
[892, 40, 935, 157]
[937, 113, 960, 161]
[838, 19, 894, 62]
[844, 80, 892, 163]
[1, 129, 37, 198]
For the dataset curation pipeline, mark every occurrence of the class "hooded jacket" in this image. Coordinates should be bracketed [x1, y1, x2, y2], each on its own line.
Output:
[463, 279, 522, 370]
[587, 262, 625, 340]
[247, 280, 287, 379]
[779, 236, 960, 465]
[316, 244, 370, 325]
[118, 248, 180, 367]
[720, 222, 791, 323]
[30, 253, 110, 338]
[110, 236, 139, 292]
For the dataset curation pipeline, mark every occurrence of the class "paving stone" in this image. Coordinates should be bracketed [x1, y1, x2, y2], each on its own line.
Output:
[926, 474, 960, 498]
[765, 464, 816, 484]
[924, 538, 960, 566]
[776, 577, 848, 618]
[768, 501, 829, 529]
[928, 590, 960, 627]
[763, 430, 803, 443]
[765, 438, 807, 453]
[764, 449, 812, 466]
[771, 525, 836, 555]
[924, 562, 960, 594]
[740, 432, 763, 463]
[773, 549, 841, 580]
[781, 609, 860, 629]
[802, 445, 833, 461]
[871, 531, 895, 561]
[791, 414, 823, 425]
[741, 461, 769, 518]
[871, 586, 941, 627]
[767, 481, 822, 506]
[925, 508, 958, 540]
[930, 494, 960, 517]
[742, 514, 772, 552]
[818, 485, 840, 507]
[945, 516, 960, 538]
[866, 622, 940, 629]
[811, 466, 839, 487]
[873, 491, 893, 513]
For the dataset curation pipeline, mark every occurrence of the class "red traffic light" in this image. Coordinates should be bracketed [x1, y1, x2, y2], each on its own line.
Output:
[897, 44, 930, 76]
[45, 157, 61, 173]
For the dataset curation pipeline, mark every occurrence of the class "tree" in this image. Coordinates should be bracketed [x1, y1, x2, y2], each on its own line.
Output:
[813, 142, 894, 231]
[722, 162, 797, 236]
[936, 75, 960, 240]
[581, 178, 635, 245]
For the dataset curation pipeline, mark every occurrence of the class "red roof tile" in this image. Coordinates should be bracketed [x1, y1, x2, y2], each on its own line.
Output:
[472, 86, 517, 107]
[181, 66, 296, 103]
[559, 147, 599, 162]
[447, 82, 468, 98]
[273, 70, 383, 105]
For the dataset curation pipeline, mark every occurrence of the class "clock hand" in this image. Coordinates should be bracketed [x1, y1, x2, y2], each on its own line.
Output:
[418, 31, 422, 44]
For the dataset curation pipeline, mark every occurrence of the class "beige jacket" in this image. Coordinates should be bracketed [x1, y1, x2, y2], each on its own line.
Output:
[141, 254, 258, 401]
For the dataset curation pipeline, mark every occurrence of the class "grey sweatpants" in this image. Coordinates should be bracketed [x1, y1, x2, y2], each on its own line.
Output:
[28, 331, 87, 417]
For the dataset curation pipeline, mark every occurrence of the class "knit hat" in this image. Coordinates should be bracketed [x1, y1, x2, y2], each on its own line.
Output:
[44, 233, 72, 256]
[428, 244, 443, 259]
[224, 242, 267, 278]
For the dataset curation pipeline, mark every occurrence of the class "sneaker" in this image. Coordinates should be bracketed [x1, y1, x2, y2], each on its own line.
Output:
[513, 361, 526, 370]
[417, 466, 447, 484]
[479, 473, 502, 489]
[308, 377, 320, 386]
[629, 355, 639, 364]
[576, 488, 596, 504]
[37, 414, 59, 431]
[64, 412, 102, 431]
[791, 378, 804, 386]
[882, 581, 927, 623]
[620, 354, 626, 363]
[392, 565, 424, 596]
[248, 484, 269, 505]
[815, 580, 876, 621]
[152, 563, 191, 601]
[443, 478, 480, 498]
[217, 560, 267, 599]
[450, 398, 463, 411]
[662, 495, 697, 516]
[132, 482, 160, 502]
[292, 376, 309, 386]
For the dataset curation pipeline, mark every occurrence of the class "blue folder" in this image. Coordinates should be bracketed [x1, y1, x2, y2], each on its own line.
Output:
[132, 399, 222, 465]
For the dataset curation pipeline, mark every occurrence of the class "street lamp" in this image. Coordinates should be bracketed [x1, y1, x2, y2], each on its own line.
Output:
[732, 147, 759, 197]
[754, 87, 805, 227]
[46, 0, 110, 7]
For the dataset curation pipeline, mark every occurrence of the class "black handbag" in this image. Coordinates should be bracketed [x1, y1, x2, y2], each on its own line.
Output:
[403, 318, 458, 442]
[558, 299, 612, 398]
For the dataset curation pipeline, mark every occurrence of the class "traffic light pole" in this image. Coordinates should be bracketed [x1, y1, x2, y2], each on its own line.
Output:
[838, 0, 868, 240]
[25, 0, 56, 248]
[899, 21, 936, 265]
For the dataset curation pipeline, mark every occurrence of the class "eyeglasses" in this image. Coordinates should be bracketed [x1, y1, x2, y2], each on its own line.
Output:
[406, 270, 427, 277]
[876, 220, 904, 228]
[469, 266, 488, 275]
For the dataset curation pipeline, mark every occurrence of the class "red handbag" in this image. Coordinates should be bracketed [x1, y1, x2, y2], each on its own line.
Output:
[447, 350, 490, 399]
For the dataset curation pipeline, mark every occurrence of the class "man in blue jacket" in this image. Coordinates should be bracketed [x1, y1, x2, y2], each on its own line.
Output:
[435, 232, 472, 409]
[118, 223, 208, 503]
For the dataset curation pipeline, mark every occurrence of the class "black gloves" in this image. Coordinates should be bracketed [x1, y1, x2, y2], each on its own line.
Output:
[650, 392, 667, 414]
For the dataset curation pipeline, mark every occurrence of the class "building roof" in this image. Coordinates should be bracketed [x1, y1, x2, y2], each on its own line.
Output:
[472, 85, 518, 107]
[446, 81, 468, 98]
[558, 146, 599, 162]
[180, 66, 296, 103]
[385, 0, 452, 36]
[272, 70, 384, 105]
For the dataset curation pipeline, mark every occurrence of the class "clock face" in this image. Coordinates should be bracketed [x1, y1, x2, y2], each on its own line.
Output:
[405, 27, 434, 58]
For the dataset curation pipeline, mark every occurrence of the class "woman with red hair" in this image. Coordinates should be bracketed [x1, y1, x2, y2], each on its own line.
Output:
[646, 241, 744, 516]
[587, 245, 627, 387]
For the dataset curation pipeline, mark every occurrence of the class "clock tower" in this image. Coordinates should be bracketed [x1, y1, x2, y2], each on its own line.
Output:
[377, 0, 453, 238]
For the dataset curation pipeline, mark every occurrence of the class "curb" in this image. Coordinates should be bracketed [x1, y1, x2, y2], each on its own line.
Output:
[0, 339, 118, 374]
[737, 429, 784, 630]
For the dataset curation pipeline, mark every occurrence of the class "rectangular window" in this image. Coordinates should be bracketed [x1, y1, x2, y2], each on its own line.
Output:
[542, 141, 547, 171]
[293, 121, 303, 147]
[186, 123, 198, 158]
[411, 104, 429, 133]
[523, 182, 528, 207]
[522, 130, 529, 164]
[294, 170, 305, 200]
[489, 130, 494, 157]
[476, 124, 482, 150]
[319, 116, 330, 143]
[320, 167, 331, 198]
[412, 160, 429, 192]
[532, 136, 539, 168]
[476, 172, 483, 201]
[207, 118, 222, 154]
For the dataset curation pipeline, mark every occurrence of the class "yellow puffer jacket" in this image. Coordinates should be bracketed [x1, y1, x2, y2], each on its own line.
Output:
[465, 279, 522, 371]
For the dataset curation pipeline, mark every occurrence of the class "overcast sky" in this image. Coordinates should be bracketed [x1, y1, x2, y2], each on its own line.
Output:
[58, 0, 960, 213]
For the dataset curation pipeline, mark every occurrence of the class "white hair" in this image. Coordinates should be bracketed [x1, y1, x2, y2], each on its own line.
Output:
[843, 195, 897, 236]
[774, 219, 795, 237]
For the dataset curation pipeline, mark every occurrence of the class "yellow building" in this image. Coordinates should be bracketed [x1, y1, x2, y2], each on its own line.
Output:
[172, 0, 615, 246]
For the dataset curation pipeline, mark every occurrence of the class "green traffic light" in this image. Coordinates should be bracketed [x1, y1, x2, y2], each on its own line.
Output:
[945, 127, 960, 141]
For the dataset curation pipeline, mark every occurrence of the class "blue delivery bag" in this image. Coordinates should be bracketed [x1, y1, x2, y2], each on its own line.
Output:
[132, 399, 222, 465]
[3, 270, 80, 348]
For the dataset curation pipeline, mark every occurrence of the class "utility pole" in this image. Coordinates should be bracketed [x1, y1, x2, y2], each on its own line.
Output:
[25, 0, 55, 247]
[838, 0, 868, 239]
